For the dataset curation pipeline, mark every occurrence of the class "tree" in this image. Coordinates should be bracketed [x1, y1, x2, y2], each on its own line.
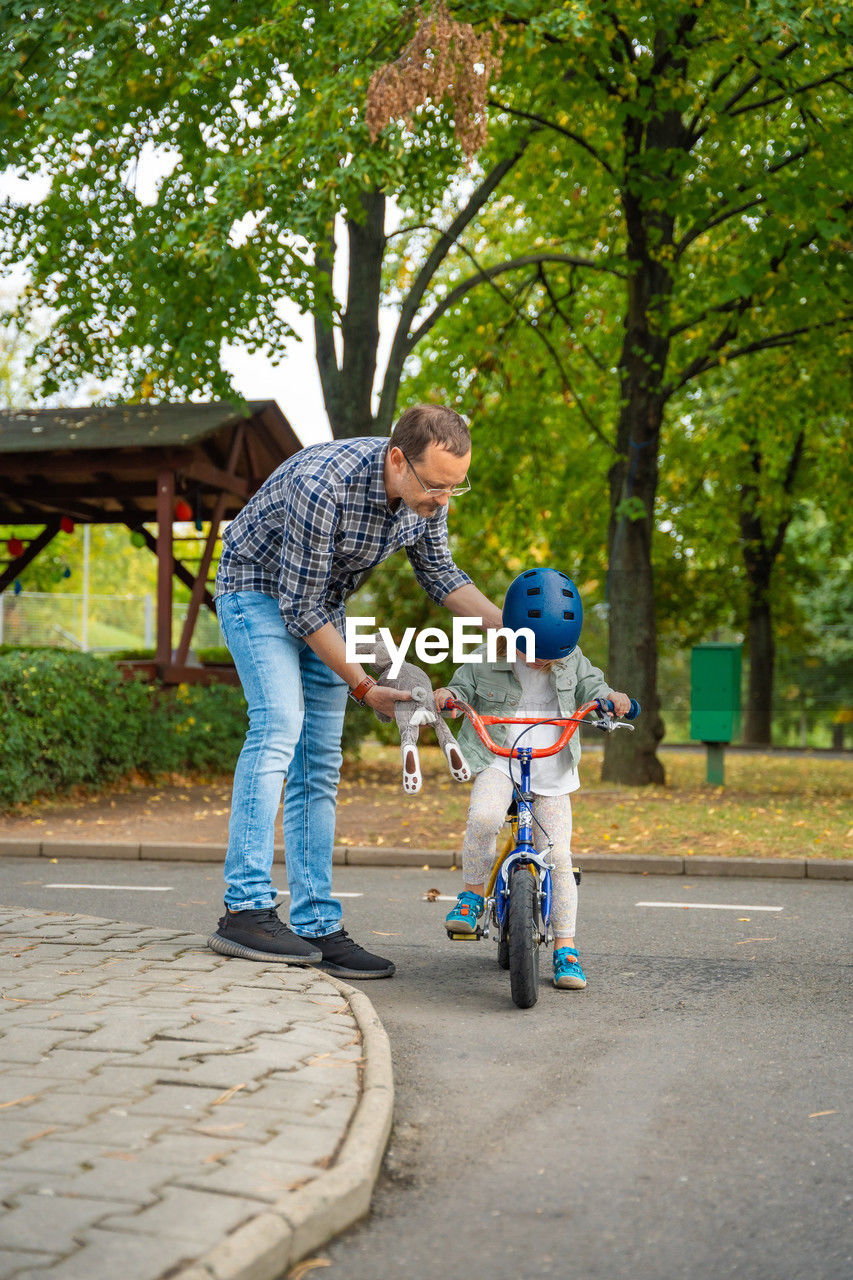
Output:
[369, 1, 853, 780]
[775, 508, 852, 746]
[3, 1, 851, 783]
[677, 328, 851, 740]
[1, 1, 526, 434]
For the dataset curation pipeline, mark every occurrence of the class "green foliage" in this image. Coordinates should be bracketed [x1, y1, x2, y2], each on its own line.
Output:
[1, 0, 468, 400]
[0, 307, 41, 406]
[4, 1, 850, 770]
[0, 649, 152, 808]
[0, 523, 161, 595]
[0, 650, 246, 808]
[0, 648, 371, 810]
[193, 646, 232, 665]
[651, 331, 851, 640]
[774, 506, 853, 735]
[390, 0, 852, 762]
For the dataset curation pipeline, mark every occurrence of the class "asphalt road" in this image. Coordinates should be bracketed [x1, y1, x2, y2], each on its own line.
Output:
[1, 860, 850, 1280]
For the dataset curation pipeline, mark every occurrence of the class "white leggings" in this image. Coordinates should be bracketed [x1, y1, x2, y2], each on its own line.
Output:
[461, 767, 578, 938]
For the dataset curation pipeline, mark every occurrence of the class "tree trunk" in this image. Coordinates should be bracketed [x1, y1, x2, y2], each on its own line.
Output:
[601, 97, 681, 785]
[738, 432, 804, 744]
[602, 389, 667, 785]
[315, 191, 386, 439]
[739, 468, 775, 744]
[745, 591, 774, 743]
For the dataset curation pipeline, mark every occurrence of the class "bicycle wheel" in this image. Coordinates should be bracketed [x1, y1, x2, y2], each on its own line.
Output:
[507, 866, 540, 1008]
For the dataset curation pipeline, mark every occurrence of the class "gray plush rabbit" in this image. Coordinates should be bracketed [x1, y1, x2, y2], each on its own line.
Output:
[369, 638, 471, 794]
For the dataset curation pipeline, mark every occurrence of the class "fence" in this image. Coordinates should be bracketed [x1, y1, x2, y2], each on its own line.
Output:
[0, 592, 223, 654]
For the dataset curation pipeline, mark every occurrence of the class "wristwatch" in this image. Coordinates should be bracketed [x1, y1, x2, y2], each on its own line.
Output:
[349, 675, 377, 705]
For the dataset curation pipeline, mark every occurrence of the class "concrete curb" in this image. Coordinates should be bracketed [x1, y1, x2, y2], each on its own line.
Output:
[167, 974, 394, 1280]
[2, 836, 851, 879]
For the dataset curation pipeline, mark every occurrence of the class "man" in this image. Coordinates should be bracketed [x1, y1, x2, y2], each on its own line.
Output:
[209, 404, 502, 978]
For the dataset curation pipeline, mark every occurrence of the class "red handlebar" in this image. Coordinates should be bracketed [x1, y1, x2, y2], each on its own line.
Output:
[443, 696, 604, 759]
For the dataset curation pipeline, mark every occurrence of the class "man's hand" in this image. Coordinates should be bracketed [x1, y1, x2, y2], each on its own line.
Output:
[364, 684, 413, 719]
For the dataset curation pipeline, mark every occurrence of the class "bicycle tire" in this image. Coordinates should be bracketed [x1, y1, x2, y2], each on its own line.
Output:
[508, 866, 540, 1008]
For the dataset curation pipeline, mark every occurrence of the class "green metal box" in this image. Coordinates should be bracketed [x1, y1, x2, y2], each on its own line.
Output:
[690, 644, 742, 743]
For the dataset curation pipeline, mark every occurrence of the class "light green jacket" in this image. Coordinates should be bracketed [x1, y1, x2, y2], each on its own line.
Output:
[447, 643, 613, 776]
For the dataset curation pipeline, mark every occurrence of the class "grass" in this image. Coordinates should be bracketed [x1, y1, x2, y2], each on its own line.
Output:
[335, 742, 853, 861]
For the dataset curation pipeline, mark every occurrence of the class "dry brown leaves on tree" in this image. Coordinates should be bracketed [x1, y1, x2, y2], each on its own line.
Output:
[366, 1, 505, 159]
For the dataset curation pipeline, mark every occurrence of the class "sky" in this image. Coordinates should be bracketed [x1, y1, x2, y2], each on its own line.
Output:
[221, 312, 334, 448]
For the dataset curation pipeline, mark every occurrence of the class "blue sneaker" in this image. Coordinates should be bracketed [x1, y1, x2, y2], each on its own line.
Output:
[445, 891, 485, 936]
[553, 946, 587, 989]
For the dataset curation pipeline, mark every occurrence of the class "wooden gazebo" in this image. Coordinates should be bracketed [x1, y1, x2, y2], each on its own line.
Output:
[0, 401, 301, 683]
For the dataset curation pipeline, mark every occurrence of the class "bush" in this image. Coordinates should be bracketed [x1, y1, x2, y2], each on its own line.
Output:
[108, 646, 235, 665]
[0, 649, 379, 811]
[146, 681, 249, 776]
[0, 650, 249, 810]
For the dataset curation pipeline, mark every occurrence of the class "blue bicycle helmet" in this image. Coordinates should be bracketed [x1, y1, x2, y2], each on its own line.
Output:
[502, 568, 583, 660]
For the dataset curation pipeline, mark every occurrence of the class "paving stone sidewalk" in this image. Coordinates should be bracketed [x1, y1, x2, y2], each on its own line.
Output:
[0, 908, 393, 1280]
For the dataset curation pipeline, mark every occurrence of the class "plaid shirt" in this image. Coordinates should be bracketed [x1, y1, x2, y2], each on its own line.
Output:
[215, 437, 472, 638]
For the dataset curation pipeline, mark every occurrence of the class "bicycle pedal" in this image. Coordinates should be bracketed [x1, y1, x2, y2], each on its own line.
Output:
[446, 930, 481, 941]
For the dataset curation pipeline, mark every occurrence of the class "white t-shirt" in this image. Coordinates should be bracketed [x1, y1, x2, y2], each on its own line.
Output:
[492, 661, 580, 796]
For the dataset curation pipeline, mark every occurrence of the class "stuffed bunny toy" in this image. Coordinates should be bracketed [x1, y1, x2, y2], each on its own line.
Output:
[368, 638, 472, 794]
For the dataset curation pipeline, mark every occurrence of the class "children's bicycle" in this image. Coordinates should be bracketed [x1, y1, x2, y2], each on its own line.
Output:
[443, 695, 640, 1009]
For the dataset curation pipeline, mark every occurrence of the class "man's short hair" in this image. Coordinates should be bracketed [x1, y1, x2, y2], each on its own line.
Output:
[390, 404, 471, 461]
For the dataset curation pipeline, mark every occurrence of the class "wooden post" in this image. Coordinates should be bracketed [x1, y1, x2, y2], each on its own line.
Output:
[156, 471, 174, 669]
[0, 522, 61, 595]
[173, 496, 226, 668]
[172, 424, 244, 669]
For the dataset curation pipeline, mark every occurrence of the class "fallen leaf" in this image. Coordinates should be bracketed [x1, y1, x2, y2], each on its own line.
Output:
[23, 1127, 58, 1145]
[288, 1258, 331, 1280]
[307, 1054, 366, 1069]
[211, 1083, 247, 1106]
[424, 888, 441, 902]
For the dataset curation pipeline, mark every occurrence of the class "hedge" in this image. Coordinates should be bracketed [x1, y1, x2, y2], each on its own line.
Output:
[0, 650, 368, 811]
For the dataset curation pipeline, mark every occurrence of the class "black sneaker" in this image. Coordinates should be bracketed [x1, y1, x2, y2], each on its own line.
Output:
[305, 929, 396, 979]
[207, 907, 322, 964]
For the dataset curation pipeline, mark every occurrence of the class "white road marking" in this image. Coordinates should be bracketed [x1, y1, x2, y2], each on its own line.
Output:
[44, 883, 174, 892]
[277, 891, 363, 898]
[636, 901, 783, 912]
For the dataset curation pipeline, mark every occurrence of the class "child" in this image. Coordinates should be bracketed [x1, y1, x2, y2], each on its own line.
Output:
[434, 567, 631, 991]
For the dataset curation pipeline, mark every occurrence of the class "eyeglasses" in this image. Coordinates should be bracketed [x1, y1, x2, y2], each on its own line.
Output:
[400, 450, 471, 498]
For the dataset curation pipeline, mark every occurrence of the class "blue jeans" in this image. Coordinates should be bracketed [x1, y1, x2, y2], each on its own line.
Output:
[215, 591, 349, 935]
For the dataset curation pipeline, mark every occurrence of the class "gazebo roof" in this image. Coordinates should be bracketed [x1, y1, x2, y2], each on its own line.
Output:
[0, 400, 301, 524]
[0, 399, 303, 683]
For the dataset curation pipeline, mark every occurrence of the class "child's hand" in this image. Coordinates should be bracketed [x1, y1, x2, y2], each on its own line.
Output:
[434, 687, 458, 717]
[607, 691, 632, 717]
